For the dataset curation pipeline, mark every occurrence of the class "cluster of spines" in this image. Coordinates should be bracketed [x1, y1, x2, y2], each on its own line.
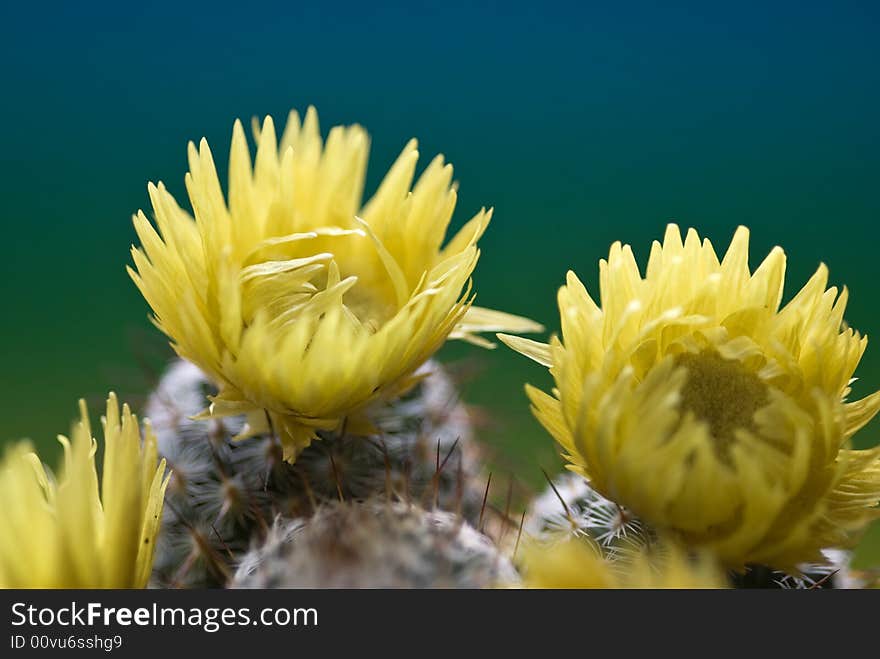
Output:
[733, 551, 853, 589]
[524, 471, 652, 561]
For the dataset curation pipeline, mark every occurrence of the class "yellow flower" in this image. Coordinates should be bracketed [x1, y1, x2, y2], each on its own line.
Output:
[520, 536, 727, 589]
[501, 225, 880, 570]
[129, 107, 539, 460]
[0, 394, 169, 588]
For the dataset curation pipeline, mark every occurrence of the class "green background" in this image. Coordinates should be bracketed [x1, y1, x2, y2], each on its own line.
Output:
[2, 1, 879, 559]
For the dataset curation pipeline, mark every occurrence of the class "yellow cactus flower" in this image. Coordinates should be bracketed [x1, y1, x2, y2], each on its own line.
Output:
[501, 225, 880, 570]
[520, 536, 727, 589]
[0, 394, 169, 588]
[129, 107, 539, 460]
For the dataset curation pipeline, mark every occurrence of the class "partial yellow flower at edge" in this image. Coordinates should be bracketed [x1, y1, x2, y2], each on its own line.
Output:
[129, 107, 541, 461]
[0, 394, 169, 588]
[500, 224, 880, 571]
[519, 537, 617, 588]
[519, 536, 728, 589]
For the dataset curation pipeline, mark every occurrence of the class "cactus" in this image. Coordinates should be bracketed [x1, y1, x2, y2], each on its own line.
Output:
[147, 359, 485, 588]
[231, 500, 519, 588]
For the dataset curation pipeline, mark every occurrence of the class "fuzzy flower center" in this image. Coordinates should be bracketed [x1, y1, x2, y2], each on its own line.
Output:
[675, 351, 769, 452]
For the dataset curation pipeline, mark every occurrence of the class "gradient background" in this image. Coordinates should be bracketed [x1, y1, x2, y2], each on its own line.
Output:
[2, 2, 880, 559]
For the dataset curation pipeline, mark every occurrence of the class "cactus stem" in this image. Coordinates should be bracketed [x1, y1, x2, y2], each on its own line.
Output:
[149, 358, 487, 588]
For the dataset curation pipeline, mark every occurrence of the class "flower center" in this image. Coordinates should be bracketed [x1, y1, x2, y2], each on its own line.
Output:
[240, 231, 404, 335]
[674, 350, 768, 452]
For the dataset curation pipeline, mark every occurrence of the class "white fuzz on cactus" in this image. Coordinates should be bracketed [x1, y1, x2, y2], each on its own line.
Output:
[147, 359, 486, 588]
[525, 472, 651, 559]
[231, 501, 520, 588]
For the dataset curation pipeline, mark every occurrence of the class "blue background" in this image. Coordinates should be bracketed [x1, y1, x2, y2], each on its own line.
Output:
[2, 1, 879, 554]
